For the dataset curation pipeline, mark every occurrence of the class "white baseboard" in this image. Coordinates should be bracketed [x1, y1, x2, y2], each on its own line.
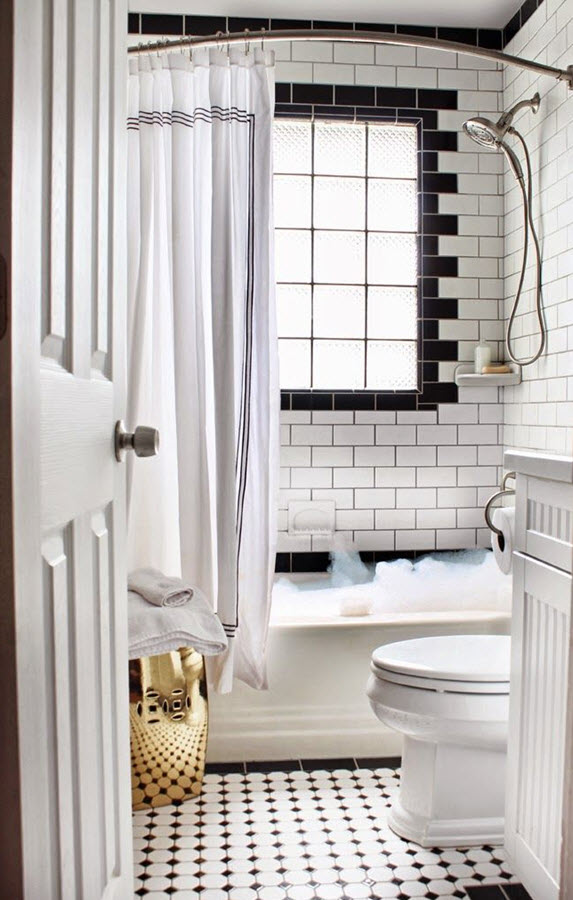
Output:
[207, 704, 402, 763]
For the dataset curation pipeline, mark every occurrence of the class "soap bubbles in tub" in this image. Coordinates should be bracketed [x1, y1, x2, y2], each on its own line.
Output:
[273, 548, 511, 619]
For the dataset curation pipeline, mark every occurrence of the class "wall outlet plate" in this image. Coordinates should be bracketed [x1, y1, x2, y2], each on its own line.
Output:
[287, 500, 336, 536]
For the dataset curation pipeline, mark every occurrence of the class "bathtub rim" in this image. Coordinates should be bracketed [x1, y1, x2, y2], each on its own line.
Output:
[269, 608, 511, 631]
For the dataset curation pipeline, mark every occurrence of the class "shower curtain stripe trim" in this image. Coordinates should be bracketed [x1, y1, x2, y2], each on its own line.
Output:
[126, 106, 253, 130]
[234, 114, 256, 632]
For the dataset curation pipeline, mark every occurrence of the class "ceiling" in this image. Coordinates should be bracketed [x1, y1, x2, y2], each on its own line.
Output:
[131, 0, 523, 29]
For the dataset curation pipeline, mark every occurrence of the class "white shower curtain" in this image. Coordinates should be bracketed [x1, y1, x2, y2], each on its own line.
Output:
[127, 48, 279, 692]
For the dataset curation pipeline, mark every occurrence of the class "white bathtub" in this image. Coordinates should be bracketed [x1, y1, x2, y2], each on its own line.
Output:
[208, 571, 511, 763]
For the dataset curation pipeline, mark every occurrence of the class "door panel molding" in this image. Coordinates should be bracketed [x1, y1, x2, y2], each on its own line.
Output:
[10, 1, 131, 897]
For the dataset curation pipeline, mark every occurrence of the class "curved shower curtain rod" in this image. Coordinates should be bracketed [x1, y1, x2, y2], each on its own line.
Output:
[128, 27, 573, 90]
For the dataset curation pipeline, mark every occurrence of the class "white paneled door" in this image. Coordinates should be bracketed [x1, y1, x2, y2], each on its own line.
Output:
[7, 1, 133, 898]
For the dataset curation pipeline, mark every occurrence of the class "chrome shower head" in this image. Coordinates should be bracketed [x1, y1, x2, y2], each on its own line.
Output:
[462, 116, 505, 149]
[462, 92, 540, 150]
[462, 93, 540, 182]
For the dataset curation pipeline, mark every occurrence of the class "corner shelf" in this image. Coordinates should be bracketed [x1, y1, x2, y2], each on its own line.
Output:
[454, 363, 522, 387]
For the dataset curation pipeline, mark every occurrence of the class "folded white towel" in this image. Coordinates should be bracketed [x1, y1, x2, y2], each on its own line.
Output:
[128, 588, 228, 660]
[128, 567, 193, 607]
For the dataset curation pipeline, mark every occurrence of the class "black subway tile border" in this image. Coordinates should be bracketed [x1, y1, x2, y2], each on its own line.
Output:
[228, 16, 271, 33]
[276, 547, 473, 573]
[129, 4, 543, 51]
[274, 97, 459, 412]
[437, 26, 478, 45]
[422, 319, 439, 340]
[396, 24, 437, 38]
[422, 150, 438, 171]
[312, 20, 355, 30]
[503, 0, 545, 46]
[424, 131, 458, 151]
[335, 85, 376, 106]
[128, 13, 140, 34]
[141, 13, 184, 35]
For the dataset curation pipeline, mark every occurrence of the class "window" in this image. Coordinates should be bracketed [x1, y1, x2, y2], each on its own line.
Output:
[274, 119, 419, 391]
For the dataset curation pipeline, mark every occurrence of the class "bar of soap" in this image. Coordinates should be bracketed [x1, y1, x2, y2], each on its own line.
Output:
[481, 364, 511, 374]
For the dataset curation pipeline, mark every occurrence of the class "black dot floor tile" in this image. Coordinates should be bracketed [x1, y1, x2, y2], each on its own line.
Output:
[133, 759, 524, 898]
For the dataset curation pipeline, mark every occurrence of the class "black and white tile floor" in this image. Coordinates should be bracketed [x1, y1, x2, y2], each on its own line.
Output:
[132, 758, 529, 900]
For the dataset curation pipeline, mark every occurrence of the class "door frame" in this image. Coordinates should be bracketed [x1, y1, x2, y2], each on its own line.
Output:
[0, 0, 23, 896]
[6, 1, 56, 895]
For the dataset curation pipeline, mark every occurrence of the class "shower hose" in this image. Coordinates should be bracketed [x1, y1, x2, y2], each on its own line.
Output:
[505, 128, 546, 366]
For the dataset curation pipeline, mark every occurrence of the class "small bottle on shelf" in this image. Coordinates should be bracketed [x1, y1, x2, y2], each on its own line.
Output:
[474, 343, 492, 374]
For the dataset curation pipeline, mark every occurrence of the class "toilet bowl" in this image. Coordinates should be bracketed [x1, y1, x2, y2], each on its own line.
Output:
[367, 634, 510, 848]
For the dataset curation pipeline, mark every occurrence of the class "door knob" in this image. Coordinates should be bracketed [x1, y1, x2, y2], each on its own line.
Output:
[115, 420, 160, 461]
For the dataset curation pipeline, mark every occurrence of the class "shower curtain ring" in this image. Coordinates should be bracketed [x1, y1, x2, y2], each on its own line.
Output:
[244, 28, 250, 55]
[260, 27, 266, 51]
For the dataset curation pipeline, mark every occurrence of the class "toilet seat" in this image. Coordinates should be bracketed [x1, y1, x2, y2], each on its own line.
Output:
[371, 634, 511, 695]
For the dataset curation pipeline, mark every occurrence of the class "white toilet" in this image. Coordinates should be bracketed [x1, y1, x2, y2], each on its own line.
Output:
[367, 634, 511, 848]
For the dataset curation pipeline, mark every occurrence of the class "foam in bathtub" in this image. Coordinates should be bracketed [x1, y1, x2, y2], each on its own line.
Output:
[272, 549, 511, 619]
[328, 545, 373, 615]
[373, 549, 511, 613]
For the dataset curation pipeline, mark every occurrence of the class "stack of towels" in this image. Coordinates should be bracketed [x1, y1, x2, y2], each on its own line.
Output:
[128, 567, 227, 660]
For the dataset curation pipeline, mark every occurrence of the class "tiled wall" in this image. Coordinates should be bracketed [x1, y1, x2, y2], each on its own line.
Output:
[274, 39, 506, 567]
[127, 8, 559, 567]
[501, 0, 573, 455]
[278, 395, 503, 568]
[274, 85, 490, 415]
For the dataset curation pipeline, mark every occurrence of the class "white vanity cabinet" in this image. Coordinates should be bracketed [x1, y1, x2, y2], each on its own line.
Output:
[504, 451, 573, 900]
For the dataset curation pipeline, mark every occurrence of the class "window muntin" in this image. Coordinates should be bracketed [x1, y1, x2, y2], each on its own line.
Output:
[274, 119, 419, 391]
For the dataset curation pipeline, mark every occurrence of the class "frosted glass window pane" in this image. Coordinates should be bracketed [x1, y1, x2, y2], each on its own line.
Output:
[314, 286, 365, 339]
[366, 341, 418, 389]
[368, 287, 418, 339]
[275, 230, 311, 282]
[314, 122, 366, 177]
[273, 121, 312, 173]
[368, 179, 418, 232]
[314, 231, 365, 284]
[313, 340, 365, 389]
[368, 124, 418, 178]
[314, 177, 365, 230]
[277, 285, 311, 337]
[274, 176, 311, 228]
[368, 233, 417, 286]
[279, 339, 311, 388]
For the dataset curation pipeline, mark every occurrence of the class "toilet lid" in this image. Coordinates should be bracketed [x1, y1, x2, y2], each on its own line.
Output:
[371, 635, 511, 689]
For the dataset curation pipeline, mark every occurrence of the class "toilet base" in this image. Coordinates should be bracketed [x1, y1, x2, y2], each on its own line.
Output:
[388, 798, 504, 848]
[389, 735, 506, 848]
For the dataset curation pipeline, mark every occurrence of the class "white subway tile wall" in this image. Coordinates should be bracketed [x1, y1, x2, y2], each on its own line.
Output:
[279, 402, 502, 553]
[129, 11, 570, 562]
[277, 42, 505, 559]
[502, 0, 573, 455]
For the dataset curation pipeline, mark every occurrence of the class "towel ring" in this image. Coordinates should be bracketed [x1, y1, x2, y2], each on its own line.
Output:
[484, 471, 516, 539]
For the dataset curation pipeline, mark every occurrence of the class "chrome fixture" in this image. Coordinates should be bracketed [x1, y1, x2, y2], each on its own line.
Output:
[127, 29, 573, 91]
[484, 472, 516, 550]
[463, 93, 540, 180]
[115, 420, 160, 462]
[464, 94, 545, 367]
